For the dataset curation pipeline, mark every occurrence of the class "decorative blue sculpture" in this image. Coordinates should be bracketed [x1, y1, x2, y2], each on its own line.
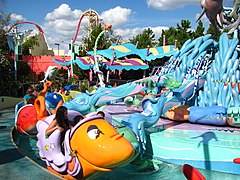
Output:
[121, 96, 167, 153]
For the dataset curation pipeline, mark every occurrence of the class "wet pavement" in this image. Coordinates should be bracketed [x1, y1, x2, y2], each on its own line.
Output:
[0, 108, 61, 180]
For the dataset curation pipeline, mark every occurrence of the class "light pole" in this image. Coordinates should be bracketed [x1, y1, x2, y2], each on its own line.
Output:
[7, 26, 24, 82]
[55, 43, 60, 56]
[14, 31, 18, 81]
[13, 27, 24, 81]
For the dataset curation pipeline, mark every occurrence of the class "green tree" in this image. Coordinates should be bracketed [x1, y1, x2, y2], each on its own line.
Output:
[207, 24, 220, 41]
[193, 20, 205, 38]
[0, 0, 11, 54]
[72, 64, 89, 80]
[130, 28, 155, 48]
[177, 20, 191, 31]
[158, 27, 178, 46]
[22, 36, 39, 55]
[158, 20, 196, 48]
[0, 57, 32, 96]
[175, 20, 193, 47]
[83, 24, 112, 52]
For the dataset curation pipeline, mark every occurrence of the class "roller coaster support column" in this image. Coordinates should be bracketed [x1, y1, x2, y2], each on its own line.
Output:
[93, 24, 112, 87]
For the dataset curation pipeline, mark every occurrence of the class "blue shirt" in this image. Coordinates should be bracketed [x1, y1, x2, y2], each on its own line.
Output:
[23, 94, 37, 104]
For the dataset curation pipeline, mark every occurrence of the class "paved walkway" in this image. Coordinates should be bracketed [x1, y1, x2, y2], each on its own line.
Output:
[0, 108, 61, 180]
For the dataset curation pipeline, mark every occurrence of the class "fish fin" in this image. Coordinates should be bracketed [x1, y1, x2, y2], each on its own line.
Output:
[49, 109, 56, 115]
[55, 100, 64, 112]
[196, 7, 206, 23]
[182, 164, 206, 180]
[216, 14, 223, 29]
[68, 158, 75, 172]
[227, 16, 240, 34]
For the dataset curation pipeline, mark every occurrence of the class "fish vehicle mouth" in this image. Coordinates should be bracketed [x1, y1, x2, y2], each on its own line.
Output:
[78, 151, 134, 171]
[110, 133, 123, 140]
[77, 153, 113, 172]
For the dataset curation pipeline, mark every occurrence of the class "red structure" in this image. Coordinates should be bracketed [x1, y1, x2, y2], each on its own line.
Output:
[6, 55, 69, 74]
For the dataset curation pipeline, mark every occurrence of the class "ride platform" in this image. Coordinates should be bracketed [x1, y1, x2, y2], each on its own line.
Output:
[103, 102, 240, 175]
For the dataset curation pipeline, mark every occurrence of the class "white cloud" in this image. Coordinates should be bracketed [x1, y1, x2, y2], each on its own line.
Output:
[45, 4, 81, 21]
[100, 6, 132, 28]
[10, 13, 27, 21]
[9, 4, 169, 50]
[114, 26, 168, 43]
[147, 0, 199, 10]
[43, 5, 133, 47]
[43, 4, 83, 47]
[151, 26, 169, 40]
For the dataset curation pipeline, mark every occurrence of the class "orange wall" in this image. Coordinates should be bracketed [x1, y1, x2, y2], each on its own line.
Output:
[6, 55, 70, 75]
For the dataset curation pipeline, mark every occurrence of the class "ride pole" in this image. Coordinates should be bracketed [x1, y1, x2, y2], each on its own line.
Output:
[70, 39, 74, 79]
[14, 27, 18, 81]
[93, 24, 112, 87]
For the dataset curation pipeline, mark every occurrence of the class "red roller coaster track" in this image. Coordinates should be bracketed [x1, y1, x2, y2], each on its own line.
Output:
[73, 9, 100, 43]
[8, 21, 45, 39]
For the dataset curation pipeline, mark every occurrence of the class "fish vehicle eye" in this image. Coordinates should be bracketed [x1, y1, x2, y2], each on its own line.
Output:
[87, 125, 102, 140]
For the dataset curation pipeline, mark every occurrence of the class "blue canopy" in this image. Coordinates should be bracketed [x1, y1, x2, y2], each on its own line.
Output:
[52, 56, 148, 71]
[88, 43, 177, 61]
[139, 45, 177, 61]
[88, 43, 141, 59]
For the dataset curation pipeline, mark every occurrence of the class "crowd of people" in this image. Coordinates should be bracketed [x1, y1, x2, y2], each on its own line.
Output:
[23, 84, 73, 105]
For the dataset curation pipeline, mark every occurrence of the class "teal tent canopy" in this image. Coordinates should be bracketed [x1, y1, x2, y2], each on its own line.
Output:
[88, 43, 177, 61]
[52, 56, 148, 71]
[139, 45, 177, 61]
[52, 43, 177, 71]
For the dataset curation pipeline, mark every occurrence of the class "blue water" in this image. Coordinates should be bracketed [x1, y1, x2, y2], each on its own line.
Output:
[12, 129, 240, 180]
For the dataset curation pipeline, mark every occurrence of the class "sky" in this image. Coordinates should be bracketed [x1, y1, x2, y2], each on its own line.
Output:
[3, 0, 234, 50]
